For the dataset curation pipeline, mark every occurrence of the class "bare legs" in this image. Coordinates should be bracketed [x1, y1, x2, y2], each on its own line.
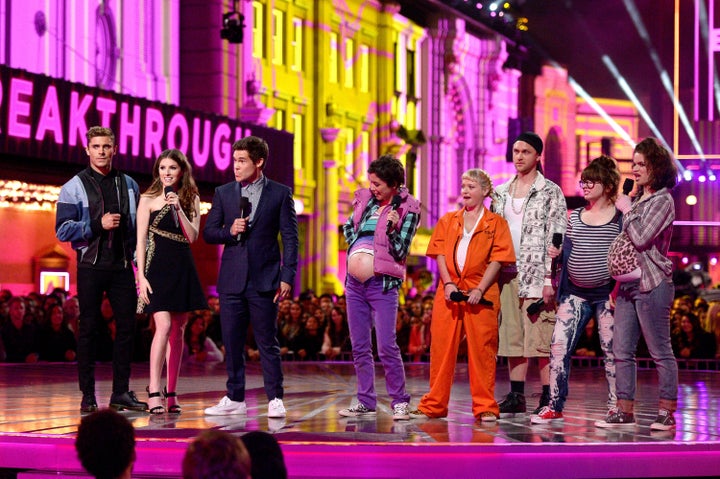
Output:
[508, 356, 550, 384]
[148, 311, 189, 412]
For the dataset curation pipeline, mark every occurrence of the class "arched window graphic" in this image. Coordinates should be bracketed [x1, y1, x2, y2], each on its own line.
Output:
[95, 5, 118, 90]
[543, 127, 565, 188]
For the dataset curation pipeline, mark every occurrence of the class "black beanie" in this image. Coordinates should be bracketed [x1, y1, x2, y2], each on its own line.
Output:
[515, 132, 543, 155]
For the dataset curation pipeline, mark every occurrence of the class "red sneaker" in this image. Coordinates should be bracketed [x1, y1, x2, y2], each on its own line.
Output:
[531, 406, 564, 424]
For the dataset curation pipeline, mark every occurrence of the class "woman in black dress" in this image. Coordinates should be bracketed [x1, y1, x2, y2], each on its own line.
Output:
[137, 149, 207, 414]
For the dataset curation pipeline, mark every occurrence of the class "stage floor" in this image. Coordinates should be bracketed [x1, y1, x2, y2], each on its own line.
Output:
[1, 361, 719, 478]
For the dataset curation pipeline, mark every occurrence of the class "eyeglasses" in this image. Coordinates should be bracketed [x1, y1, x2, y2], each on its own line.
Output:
[578, 180, 597, 189]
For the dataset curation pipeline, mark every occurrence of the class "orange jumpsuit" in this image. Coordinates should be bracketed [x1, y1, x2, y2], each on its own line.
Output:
[418, 207, 515, 418]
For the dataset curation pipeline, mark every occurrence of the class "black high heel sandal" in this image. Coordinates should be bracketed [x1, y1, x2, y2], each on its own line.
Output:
[146, 386, 165, 415]
[164, 387, 182, 414]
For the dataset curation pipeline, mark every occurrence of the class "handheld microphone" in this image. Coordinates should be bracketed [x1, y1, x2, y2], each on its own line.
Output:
[622, 178, 634, 196]
[526, 298, 545, 315]
[449, 291, 493, 307]
[164, 186, 179, 228]
[550, 232, 563, 281]
[386, 194, 402, 235]
[237, 196, 249, 242]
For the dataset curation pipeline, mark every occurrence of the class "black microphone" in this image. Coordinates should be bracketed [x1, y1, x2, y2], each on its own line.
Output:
[449, 291, 493, 307]
[237, 196, 249, 242]
[386, 194, 402, 235]
[550, 232, 563, 281]
[622, 178, 634, 195]
[164, 186, 179, 228]
[526, 298, 545, 315]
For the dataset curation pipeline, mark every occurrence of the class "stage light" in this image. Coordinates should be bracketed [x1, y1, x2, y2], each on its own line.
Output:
[685, 194, 697, 206]
[682, 256, 689, 265]
[220, 1, 244, 44]
[710, 257, 718, 266]
[698, 173, 707, 183]
[683, 170, 694, 181]
[707, 169, 717, 181]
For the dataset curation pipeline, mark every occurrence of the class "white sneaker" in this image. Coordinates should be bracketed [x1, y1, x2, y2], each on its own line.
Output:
[393, 402, 410, 421]
[339, 403, 376, 417]
[204, 396, 247, 416]
[268, 398, 286, 418]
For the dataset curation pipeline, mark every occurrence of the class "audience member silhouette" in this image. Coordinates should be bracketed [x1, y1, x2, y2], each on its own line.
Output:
[182, 430, 251, 479]
[75, 409, 136, 479]
[240, 430, 288, 479]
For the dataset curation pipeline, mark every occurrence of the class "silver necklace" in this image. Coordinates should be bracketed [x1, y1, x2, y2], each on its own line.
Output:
[509, 179, 528, 215]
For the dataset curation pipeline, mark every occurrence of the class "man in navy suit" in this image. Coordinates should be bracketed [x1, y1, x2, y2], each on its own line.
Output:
[203, 136, 298, 418]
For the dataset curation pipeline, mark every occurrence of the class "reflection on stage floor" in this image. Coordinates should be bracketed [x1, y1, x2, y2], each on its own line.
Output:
[0, 361, 719, 478]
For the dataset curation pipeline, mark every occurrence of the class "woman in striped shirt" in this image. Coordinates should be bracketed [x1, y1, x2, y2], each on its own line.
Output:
[531, 156, 622, 424]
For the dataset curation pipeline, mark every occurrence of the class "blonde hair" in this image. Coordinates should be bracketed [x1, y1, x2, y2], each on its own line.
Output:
[461, 169, 494, 198]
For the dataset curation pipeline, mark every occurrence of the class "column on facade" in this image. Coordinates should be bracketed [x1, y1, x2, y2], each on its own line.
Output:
[180, 0, 239, 117]
[377, 2, 402, 153]
[423, 18, 448, 228]
[319, 127, 343, 295]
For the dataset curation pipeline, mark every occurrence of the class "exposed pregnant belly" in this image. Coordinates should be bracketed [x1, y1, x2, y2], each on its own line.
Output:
[348, 252, 375, 282]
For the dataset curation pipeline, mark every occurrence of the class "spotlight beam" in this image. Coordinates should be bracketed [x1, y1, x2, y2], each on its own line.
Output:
[602, 56, 668, 146]
[567, 74, 635, 147]
[622, 0, 706, 160]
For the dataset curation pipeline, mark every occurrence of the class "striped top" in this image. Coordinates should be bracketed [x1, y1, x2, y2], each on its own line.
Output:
[566, 208, 622, 289]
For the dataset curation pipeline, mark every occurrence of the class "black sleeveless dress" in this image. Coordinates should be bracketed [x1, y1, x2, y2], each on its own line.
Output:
[138, 205, 208, 314]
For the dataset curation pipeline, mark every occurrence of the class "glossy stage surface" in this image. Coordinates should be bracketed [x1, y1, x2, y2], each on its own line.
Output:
[1, 361, 719, 478]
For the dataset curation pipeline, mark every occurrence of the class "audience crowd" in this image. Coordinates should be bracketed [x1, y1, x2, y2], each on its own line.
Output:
[1, 278, 720, 365]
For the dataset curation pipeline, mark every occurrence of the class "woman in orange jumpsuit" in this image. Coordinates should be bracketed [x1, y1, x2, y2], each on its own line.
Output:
[414, 169, 515, 422]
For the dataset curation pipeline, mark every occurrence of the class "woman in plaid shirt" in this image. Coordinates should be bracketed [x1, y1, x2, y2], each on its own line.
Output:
[595, 138, 679, 431]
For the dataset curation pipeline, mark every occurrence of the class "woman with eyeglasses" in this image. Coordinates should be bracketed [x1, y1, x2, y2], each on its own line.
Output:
[531, 155, 622, 424]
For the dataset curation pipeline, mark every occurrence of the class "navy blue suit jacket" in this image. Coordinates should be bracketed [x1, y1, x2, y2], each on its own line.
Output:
[203, 178, 298, 295]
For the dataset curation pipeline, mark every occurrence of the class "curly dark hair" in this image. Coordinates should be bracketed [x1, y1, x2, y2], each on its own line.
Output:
[76, 410, 136, 479]
[233, 136, 270, 169]
[144, 149, 200, 220]
[634, 137, 677, 191]
[581, 155, 621, 202]
[367, 155, 405, 188]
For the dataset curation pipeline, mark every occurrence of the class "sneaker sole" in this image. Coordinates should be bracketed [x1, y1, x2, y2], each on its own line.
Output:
[268, 412, 287, 418]
[499, 412, 527, 418]
[531, 417, 564, 424]
[204, 409, 247, 416]
[339, 412, 377, 418]
[393, 415, 410, 421]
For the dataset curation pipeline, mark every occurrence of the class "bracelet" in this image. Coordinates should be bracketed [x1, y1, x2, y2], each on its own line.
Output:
[473, 287, 485, 296]
[443, 281, 456, 287]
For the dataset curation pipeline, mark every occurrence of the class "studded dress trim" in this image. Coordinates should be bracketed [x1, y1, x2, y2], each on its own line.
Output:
[137, 206, 187, 313]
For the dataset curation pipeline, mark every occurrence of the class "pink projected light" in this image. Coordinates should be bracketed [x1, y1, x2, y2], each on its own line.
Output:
[35, 85, 63, 143]
[8, 77, 33, 139]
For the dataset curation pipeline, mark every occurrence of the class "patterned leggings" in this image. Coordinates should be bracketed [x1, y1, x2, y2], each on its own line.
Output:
[548, 294, 616, 412]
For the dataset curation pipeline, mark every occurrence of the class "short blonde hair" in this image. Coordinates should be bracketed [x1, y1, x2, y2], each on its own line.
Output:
[461, 168, 494, 198]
